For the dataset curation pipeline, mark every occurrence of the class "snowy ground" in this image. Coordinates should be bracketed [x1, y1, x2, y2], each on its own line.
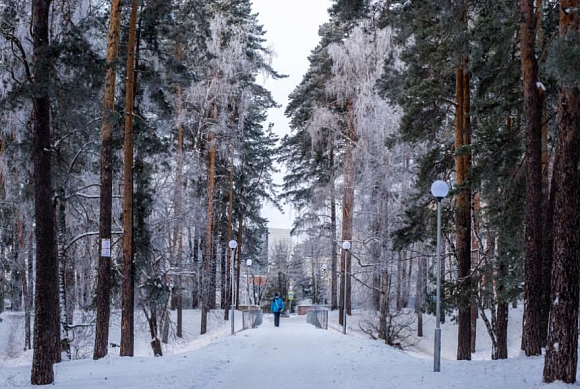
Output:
[1, 308, 579, 388]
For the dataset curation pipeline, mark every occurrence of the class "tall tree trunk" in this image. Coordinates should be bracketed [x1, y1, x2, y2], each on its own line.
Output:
[538, 3, 553, 343]
[94, 0, 123, 360]
[329, 147, 338, 311]
[173, 60, 184, 330]
[539, 169, 555, 345]
[235, 216, 243, 308]
[543, 2, 580, 383]
[340, 99, 355, 325]
[520, 0, 544, 357]
[224, 164, 234, 320]
[120, 0, 138, 357]
[30, 0, 60, 384]
[455, 59, 472, 361]
[201, 104, 218, 334]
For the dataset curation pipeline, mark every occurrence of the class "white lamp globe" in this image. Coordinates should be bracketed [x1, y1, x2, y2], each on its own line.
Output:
[431, 180, 449, 199]
[342, 241, 351, 251]
[246, 259, 252, 266]
[229, 240, 238, 250]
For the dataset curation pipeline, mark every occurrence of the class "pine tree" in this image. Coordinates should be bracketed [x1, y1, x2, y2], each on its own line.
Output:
[120, 0, 139, 358]
[543, 0, 580, 383]
[520, 0, 544, 357]
[30, 0, 60, 384]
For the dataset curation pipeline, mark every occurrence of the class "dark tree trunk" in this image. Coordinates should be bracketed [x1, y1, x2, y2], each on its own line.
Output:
[94, 0, 123, 360]
[415, 254, 425, 337]
[495, 302, 508, 360]
[543, 3, 580, 383]
[120, 0, 138, 357]
[224, 164, 234, 320]
[23, 237, 33, 350]
[235, 215, 243, 309]
[378, 270, 388, 340]
[30, 0, 60, 384]
[396, 251, 402, 311]
[520, 0, 544, 357]
[470, 300, 477, 353]
[340, 99, 355, 324]
[330, 148, 338, 311]
[201, 114, 217, 334]
[455, 62, 472, 361]
[176, 293, 183, 338]
[539, 167, 555, 346]
[145, 305, 162, 357]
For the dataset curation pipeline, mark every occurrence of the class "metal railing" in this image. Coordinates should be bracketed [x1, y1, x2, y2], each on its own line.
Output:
[242, 309, 263, 330]
[306, 308, 328, 330]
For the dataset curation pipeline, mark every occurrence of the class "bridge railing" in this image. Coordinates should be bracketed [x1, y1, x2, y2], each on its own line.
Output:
[242, 309, 263, 330]
[306, 308, 328, 330]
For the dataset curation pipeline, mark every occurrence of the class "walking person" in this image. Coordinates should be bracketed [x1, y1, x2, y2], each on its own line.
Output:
[271, 293, 285, 327]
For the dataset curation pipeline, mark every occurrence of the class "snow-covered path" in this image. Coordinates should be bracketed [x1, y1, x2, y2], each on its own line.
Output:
[0, 313, 573, 388]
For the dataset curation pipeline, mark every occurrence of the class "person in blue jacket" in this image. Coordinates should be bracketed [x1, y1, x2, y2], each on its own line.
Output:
[271, 293, 285, 327]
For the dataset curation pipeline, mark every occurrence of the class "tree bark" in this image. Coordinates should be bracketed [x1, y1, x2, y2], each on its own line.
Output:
[496, 302, 508, 360]
[201, 104, 218, 334]
[56, 192, 71, 360]
[396, 251, 402, 311]
[94, 0, 123, 360]
[340, 99, 355, 325]
[24, 244, 33, 350]
[120, 0, 138, 357]
[543, 2, 580, 383]
[329, 147, 338, 311]
[224, 164, 234, 320]
[30, 0, 60, 384]
[520, 0, 544, 357]
[455, 61, 472, 361]
[415, 253, 425, 337]
[235, 216, 243, 308]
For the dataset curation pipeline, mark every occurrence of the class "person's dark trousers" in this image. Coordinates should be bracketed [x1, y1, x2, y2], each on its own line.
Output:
[274, 312, 280, 327]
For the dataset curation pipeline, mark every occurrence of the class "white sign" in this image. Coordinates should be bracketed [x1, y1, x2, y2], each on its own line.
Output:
[101, 239, 111, 257]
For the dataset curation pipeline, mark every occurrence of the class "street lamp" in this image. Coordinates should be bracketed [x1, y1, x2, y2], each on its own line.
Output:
[229, 240, 238, 335]
[430, 180, 449, 372]
[246, 259, 252, 305]
[341, 241, 351, 335]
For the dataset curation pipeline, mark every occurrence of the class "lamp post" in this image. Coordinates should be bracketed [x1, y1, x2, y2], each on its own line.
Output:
[229, 240, 238, 335]
[341, 241, 351, 335]
[431, 180, 449, 372]
[246, 259, 252, 305]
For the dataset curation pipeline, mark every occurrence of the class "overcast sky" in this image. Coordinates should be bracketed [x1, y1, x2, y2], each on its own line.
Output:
[252, 0, 333, 230]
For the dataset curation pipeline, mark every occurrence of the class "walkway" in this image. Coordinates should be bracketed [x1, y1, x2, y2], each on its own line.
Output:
[1, 314, 549, 389]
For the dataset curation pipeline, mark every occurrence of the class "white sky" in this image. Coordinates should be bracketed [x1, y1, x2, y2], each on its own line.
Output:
[252, 0, 333, 230]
